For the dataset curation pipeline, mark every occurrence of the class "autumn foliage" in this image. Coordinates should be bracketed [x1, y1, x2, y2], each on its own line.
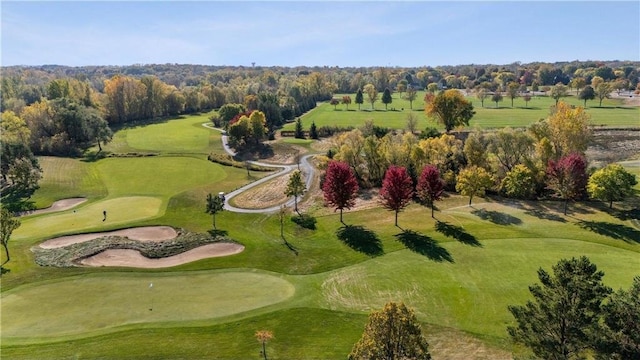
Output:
[416, 165, 445, 218]
[322, 161, 359, 223]
[546, 153, 588, 215]
[379, 165, 414, 226]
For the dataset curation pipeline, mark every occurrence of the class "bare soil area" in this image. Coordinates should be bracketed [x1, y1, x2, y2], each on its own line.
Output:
[79, 243, 244, 268]
[39, 226, 178, 249]
[231, 173, 293, 209]
[587, 128, 640, 167]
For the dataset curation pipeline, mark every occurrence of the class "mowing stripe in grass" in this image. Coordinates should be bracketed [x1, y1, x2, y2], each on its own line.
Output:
[1, 270, 295, 339]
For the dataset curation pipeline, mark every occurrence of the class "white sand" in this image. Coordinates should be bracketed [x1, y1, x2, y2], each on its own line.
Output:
[39, 226, 178, 249]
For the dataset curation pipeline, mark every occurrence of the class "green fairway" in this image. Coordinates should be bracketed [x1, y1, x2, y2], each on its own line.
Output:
[4, 110, 640, 359]
[13, 196, 163, 240]
[1, 270, 294, 339]
[283, 92, 639, 132]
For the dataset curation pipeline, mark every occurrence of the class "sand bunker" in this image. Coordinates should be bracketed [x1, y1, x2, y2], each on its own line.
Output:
[79, 243, 245, 268]
[20, 198, 87, 216]
[39, 226, 178, 249]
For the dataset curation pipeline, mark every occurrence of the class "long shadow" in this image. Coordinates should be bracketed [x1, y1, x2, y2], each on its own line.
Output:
[336, 225, 383, 256]
[524, 208, 567, 223]
[207, 229, 229, 237]
[577, 221, 640, 244]
[471, 209, 522, 225]
[291, 214, 317, 230]
[435, 221, 481, 247]
[395, 230, 454, 262]
[281, 236, 299, 256]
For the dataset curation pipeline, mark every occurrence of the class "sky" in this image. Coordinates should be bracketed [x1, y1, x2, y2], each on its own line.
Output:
[2, 1, 639, 67]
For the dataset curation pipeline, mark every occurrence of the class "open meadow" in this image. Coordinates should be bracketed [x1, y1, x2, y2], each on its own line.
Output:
[2, 110, 639, 359]
[282, 91, 640, 132]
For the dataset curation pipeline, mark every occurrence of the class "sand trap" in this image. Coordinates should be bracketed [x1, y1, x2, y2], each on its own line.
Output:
[20, 198, 87, 216]
[39, 226, 178, 249]
[79, 243, 245, 268]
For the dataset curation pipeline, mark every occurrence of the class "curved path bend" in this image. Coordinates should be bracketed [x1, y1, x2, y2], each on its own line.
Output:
[203, 123, 316, 213]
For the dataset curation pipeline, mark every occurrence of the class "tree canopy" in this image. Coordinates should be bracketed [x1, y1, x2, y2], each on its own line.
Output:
[322, 161, 359, 224]
[425, 89, 475, 132]
[379, 165, 414, 226]
[587, 164, 637, 209]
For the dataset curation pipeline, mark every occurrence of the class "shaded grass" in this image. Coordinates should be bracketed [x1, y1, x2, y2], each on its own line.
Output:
[395, 229, 454, 262]
[336, 225, 383, 256]
[434, 221, 481, 247]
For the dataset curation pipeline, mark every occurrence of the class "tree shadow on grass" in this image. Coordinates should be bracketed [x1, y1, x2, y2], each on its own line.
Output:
[524, 208, 567, 223]
[207, 229, 229, 237]
[434, 221, 481, 247]
[0, 267, 11, 276]
[471, 208, 522, 225]
[281, 236, 299, 256]
[336, 225, 383, 257]
[291, 214, 317, 230]
[577, 220, 640, 244]
[395, 230, 454, 263]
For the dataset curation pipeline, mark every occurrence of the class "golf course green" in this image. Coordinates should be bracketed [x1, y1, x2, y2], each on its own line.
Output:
[2, 109, 639, 359]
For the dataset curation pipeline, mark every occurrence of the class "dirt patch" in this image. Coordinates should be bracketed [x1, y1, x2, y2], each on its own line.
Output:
[231, 173, 293, 209]
[20, 198, 87, 216]
[79, 243, 244, 268]
[39, 226, 177, 249]
[587, 129, 640, 167]
[611, 92, 640, 107]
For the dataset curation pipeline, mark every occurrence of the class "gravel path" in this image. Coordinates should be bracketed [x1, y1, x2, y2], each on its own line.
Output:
[203, 123, 316, 213]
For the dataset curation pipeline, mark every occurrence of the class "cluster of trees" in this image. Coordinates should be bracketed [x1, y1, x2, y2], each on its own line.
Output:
[226, 110, 268, 148]
[509, 256, 639, 359]
[326, 102, 636, 217]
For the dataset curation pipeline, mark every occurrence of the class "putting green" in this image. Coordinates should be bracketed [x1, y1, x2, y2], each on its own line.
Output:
[13, 196, 163, 240]
[1, 271, 295, 339]
[321, 238, 640, 339]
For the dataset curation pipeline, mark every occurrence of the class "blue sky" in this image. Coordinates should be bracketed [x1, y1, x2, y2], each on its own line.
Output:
[2, 1, 639, 67]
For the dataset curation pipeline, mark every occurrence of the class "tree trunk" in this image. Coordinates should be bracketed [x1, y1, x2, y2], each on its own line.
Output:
[469, 195, 473, 206]
[609, 200, 613, 209]
[563, 199, 568, 215]
[294, 197, 299, 215]
[340, 208, 344, 224]
[431, 205, 435, 218]
[98, 141, 102, 152]
[395, 211, 398, 227]
[262, 341, 267, 360]
[213, 214, 216, 230]
[599, 98, 603, 107]
[1, 243, 9, 268]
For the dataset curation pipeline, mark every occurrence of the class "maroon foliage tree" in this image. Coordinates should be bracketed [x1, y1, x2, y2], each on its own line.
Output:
[546, 153, 588, 215]
[380, 165, 414, 227]
[416, 165, 445, 218]
[323, 161, 359, 224]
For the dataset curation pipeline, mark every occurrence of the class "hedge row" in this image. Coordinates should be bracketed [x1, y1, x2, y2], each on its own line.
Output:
[207, 153, 274, 172]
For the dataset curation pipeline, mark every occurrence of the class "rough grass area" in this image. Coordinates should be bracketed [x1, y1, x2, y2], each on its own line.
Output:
[230, 172, 292, 209]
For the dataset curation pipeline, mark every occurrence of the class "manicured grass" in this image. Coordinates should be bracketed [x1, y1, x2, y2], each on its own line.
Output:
[284, 91, 639, 132]
[31, 157, 107, 208]
[13, 196, 163, 241]
[4, 110, 639, 359]
[2, 270, 294, 339]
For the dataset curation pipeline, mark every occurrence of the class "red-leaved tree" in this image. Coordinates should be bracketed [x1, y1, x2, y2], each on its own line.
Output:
[322, 161, 359, 224]
[380, 165, 414, 227]
[546, 153, 588, 215]
[416, 165, 445, 218]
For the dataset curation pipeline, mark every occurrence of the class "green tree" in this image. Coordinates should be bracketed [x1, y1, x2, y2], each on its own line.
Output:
[550, 82, 569, 105]
[330, 98, 340, 110]
[596, 277, 640, 360]
[508, 257, 612, 360]
[404, 86, 417, 110]
[455, 165, 493, 206]
[425, 89, 475, 133]
[501, 164, 538, 199]
[364, 83, 378, 110]
[571, 77, 586, 94]
[595, 83, 611, 106]
[578, 85, 596, 107]
[294, 118, 304, 139]
[285, 170, 306, 215]
[349, 302, 431, 360]
[475, 87, 488, 107]
[249, 110, 268, 145]
[507, 82, 519, 107]
[218, 103, 246, 124]
[309, 120, 318, 139]
[205, 193, 225, 229]
[0, 207, 21, 269]
[463, 130, 488, 169]
[523, 93, 532, 107]
[381, 88, 392, 110]
[587, 164, 637, 209]
[426, 82, 439, 94]
[355, 88, 364, 110]
[491, 91, 503, 108]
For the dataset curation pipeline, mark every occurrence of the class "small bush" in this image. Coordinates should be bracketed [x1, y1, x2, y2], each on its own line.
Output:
[317, 125, 354, 138]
